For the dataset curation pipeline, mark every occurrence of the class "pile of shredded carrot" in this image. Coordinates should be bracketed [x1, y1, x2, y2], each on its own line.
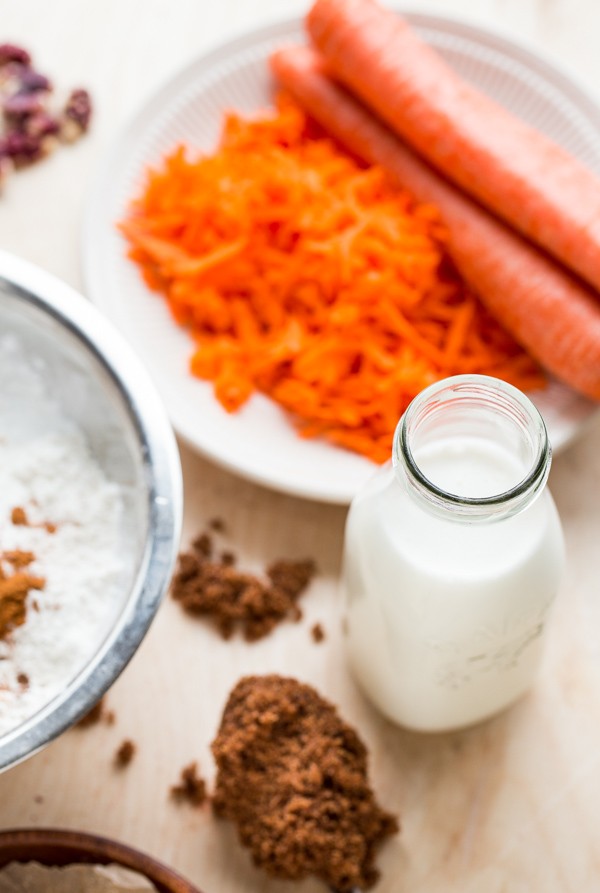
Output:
[120, 95, 544, 464]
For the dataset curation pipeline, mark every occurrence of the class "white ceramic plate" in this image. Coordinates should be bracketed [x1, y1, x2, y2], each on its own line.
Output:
[83, 13, 600, 504]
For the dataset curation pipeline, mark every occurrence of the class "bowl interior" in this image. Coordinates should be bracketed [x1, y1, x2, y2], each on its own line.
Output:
[0, 828, 201, 893]
[0, 290, 148, 560]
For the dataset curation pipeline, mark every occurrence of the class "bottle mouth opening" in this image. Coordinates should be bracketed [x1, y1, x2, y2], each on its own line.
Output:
[392, 375, 551, 518]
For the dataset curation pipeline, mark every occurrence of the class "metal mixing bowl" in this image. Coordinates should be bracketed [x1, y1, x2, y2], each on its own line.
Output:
[0, 250, 182, 772]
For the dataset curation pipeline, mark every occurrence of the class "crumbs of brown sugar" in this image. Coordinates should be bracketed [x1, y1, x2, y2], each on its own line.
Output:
[171, 761, 208, 807]
[114, 739, 136, 768]
[171, 527, 316, 641]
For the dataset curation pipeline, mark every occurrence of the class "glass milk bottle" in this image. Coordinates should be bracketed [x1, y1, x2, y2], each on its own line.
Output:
[343, 375, 565, 732]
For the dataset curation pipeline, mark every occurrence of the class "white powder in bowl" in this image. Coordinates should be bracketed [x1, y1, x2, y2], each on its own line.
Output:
[0, 334, 125, 736]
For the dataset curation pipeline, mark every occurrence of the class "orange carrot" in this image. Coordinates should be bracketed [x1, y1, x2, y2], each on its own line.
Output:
[270, 46, 600, 402]
[120, 93, 544, 464]
[307, 0, 600, 295]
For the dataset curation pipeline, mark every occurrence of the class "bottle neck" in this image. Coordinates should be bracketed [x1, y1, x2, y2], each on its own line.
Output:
[392, 375, 552, 523]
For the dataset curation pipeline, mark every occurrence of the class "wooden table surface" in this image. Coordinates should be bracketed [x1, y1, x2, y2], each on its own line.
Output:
[1, 0, 600, 890]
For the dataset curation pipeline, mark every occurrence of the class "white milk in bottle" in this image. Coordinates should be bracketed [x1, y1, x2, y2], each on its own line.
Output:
[343, 375, 565, 732]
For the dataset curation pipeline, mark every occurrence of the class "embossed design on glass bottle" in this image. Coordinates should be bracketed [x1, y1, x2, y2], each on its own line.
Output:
[342, 375, 565, 732]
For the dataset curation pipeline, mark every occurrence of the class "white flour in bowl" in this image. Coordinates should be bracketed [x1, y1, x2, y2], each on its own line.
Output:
[0, 334, 124, 736]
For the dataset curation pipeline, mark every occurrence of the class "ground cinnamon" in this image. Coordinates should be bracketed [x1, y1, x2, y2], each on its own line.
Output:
[0, 548, 45, 640]
[8, 506, 56, 534]
[212, 675, 398, 892]
[3, 550, 34, 568]
[10, 506, 28, 526]
[171, 530, 316, 641]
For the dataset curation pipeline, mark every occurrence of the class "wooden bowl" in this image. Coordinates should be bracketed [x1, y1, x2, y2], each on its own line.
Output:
[0, 828, 202, 893]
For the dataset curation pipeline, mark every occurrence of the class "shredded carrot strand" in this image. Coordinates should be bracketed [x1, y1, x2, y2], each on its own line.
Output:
[120, 94, 545, 464]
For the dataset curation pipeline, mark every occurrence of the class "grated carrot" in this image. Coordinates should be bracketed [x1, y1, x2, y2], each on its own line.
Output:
[119, 94, 545, 464]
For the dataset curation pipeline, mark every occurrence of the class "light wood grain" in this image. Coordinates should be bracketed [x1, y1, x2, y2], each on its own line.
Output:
[1, 1, 600, 891]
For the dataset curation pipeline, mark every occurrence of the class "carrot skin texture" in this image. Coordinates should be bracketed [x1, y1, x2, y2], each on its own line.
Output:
[270, 46, 600, 400]
[306, 0, 600, 294]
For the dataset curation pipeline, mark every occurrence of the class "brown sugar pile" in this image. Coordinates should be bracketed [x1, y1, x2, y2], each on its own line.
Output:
[171, 530, 316, 641]
[0, 547, 45, 640]
[212, 675, 398, 892]
[171, 761, 208, 807]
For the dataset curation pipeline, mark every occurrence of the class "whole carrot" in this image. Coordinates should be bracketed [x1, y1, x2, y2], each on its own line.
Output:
[270, 46, 600, 401]
[306, 0, 600, 295]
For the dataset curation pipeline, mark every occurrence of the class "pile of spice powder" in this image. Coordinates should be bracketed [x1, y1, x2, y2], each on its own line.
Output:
[171, 530, 316, 641]
[0, 334, 125, 736]
[212, 675, 398, 892]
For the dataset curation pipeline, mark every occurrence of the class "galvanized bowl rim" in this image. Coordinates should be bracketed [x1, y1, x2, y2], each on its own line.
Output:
[0, 250, 183, 772]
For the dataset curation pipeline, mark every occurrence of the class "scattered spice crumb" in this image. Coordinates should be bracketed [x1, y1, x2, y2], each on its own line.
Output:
[16, 672, 29, 689]
[10, 506, 28, 526]
[311, 622, 325, 643]
[75, 697, 114, 729]
[33, 795, 43, 805]
[76, 699, 104, 728]
[114, 739, 136, 769]
[3, 550, 34, 568]
[0, 541, 45, 640]
[209, 517, 226, 533]
[171, 530, 316, 641]
[193, 533, 212, 558]
[7, 507, 56, 535]
[212, 674, 398, 892]
[171, 762, 208, 807]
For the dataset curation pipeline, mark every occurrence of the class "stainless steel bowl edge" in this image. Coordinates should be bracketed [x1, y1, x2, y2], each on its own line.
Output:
[0, 250, 183, 772]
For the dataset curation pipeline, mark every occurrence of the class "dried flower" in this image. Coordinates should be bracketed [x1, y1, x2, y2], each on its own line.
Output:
[0, 154, 13, 186]
[0, 44, 31, 67]
[3, 92, 43, 123]
[18, 67, 51, 94]
[61, 88, 91, 142]
[0, 46, 91, 186]
[25, 111, 59, 139]
[0, 62, 24, 96]
[0, 131, 43, 167]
